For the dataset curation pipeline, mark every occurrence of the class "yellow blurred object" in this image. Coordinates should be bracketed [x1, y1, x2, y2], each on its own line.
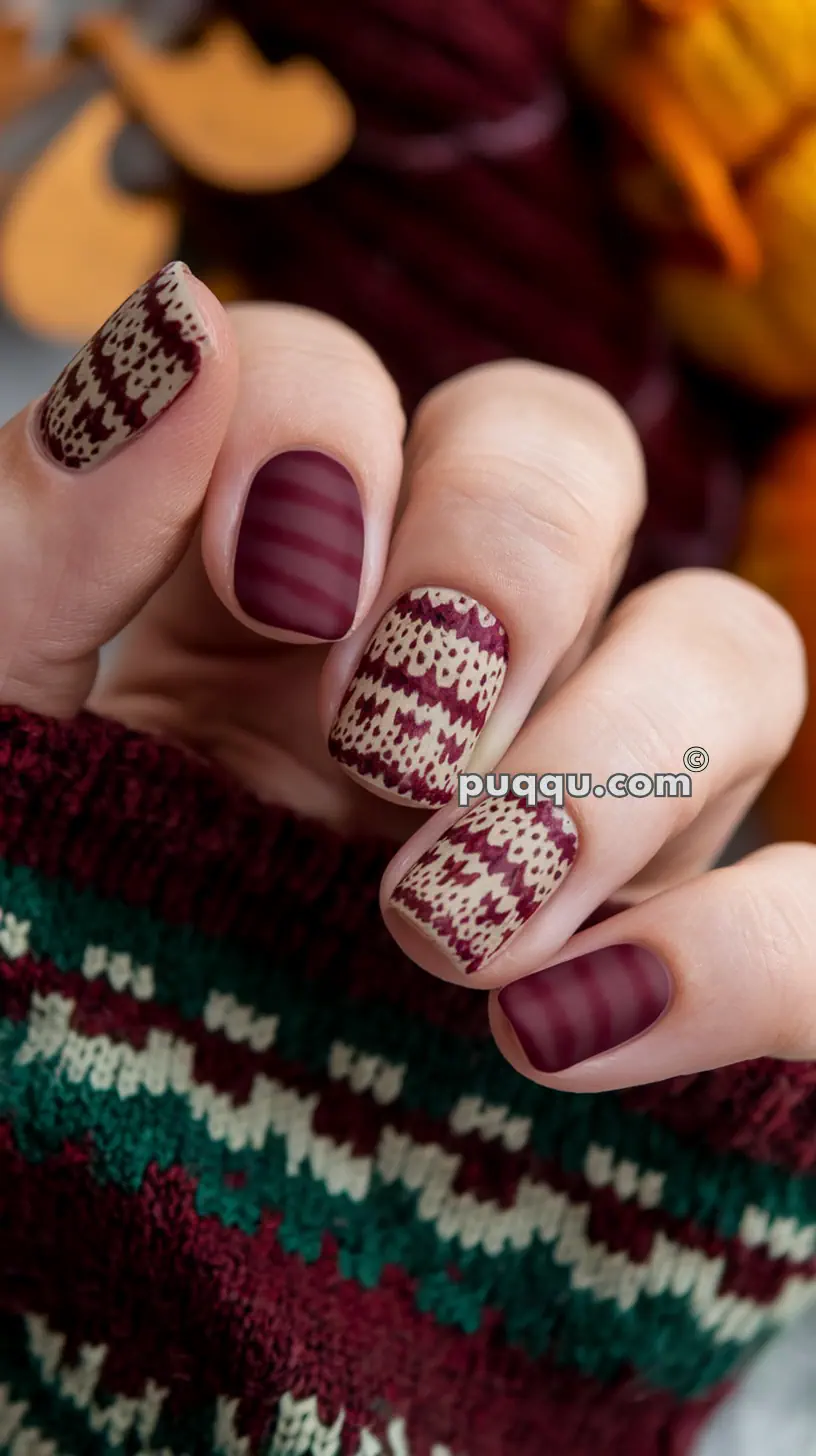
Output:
[0, 91, 178, 341]
[569, 0, 816, 840]
[80, 14, 356, 194]
[568, 0, 816, 396]
[736, 416, 816, 841]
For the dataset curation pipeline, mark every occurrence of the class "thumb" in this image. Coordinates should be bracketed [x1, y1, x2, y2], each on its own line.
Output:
[0, 260, 237, 716]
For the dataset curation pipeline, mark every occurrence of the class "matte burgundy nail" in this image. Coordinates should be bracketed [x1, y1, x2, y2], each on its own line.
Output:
[498, 944, 672, 1073]
[234, 450, 364, 639]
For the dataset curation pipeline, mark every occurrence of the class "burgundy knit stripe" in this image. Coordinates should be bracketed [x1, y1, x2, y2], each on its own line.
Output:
[0, 1135, 722, 1455]
[624, 1062, 816, 1177]
[575, 954, 614, 1061]
[252, 475, 364, 528]
[139, 266, 204, 376]
[76, 267, 200, 443]
[241, 561, 358, 615]
[241, 520, 363, 578]
[325, 740, 457, 804]
[3, 960, 812, 1303]
[447, 795, 577, 856]
[387, 590, 508, 657]
[78, 332, 150, 438]
[340, 649, 498, 732]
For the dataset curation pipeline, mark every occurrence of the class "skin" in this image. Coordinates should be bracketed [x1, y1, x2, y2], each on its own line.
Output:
[4, 284, 813, 1095]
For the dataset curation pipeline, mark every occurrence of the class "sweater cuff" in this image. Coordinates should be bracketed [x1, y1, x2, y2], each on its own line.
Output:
[0, 704, 812, 1456]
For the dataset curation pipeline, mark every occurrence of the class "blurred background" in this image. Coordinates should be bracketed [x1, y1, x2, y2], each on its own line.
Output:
[3, 2, 816, 1450]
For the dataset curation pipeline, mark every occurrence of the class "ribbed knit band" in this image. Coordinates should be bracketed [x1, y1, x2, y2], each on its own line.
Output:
[1, 706, 815, 1455]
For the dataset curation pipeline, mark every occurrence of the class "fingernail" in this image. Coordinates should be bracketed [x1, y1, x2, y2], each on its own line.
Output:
[233, 451, 364, 639]
[39, 261, 213, 472]
[498, 944, 672, 1073]
[390, 795, 577, 972]
[329, 587, 509, 807]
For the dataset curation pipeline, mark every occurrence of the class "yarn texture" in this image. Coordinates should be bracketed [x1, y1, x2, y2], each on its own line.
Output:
[2, 706, 816, 1454]
[209, 0, 758, 594]
[568, 0, 816, 396]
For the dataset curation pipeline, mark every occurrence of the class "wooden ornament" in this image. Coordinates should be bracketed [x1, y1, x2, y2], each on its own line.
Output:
[0, 89, 178, 341]
[78, 14, 355, 193]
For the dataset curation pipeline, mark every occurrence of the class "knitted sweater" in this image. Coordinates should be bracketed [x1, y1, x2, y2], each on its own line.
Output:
[1, 705, 815, 1456]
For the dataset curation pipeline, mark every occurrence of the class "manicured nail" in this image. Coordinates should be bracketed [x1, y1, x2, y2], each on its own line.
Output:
[39, 261, 212, 472]
[498, 944, 672, 1073]
[329, 587, 509, 807]
[390, 795, 577, 973]
[233, 451, 364, 639]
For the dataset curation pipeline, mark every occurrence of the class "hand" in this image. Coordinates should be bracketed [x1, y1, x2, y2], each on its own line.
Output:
[2, 263, 809, 1093]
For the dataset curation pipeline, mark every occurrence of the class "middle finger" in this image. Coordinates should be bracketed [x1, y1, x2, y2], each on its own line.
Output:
[324, 361, 646, 809]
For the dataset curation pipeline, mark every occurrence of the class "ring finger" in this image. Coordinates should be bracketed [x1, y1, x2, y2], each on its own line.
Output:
[381, 568, 806, 986]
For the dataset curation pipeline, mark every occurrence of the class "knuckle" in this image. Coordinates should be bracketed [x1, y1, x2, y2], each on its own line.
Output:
[579, 681, 700, 795]
[415, 457, 600, 606]
[618, 569, 808, 723]
[411, 360, 646, 541]
[230, 302, 406, 426]
[725, 849, 816, 1054]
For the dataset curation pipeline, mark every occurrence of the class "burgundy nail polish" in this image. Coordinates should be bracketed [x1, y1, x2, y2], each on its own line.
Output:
[498, 944, 672, 1073]
[234, 450, 364, 639]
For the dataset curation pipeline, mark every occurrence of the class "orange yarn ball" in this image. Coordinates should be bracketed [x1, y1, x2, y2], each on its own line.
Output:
[568, 0, 816, 397]
[737, 416, 816, 841]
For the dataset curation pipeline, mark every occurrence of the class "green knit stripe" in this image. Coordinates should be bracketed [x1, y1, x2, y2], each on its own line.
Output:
[0, 856, 814, 1241]
[0, 1008, 798, 1397]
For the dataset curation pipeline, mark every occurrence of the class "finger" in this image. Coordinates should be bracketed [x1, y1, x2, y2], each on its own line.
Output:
[0, 261, 236, 716]
[489, 842, 816, 1090]
[200, 303, 406, 644]
[381, 569, 805, 985]
[324, 361, 645, 809]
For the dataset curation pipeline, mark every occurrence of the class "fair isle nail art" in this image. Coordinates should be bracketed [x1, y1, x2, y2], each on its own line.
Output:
[498, 945, 672, 1073]
[390, 795, 578, 974]
[39, 261, 212, 472]
[328, 588, 509, 808]
[234, 451, 364, 639]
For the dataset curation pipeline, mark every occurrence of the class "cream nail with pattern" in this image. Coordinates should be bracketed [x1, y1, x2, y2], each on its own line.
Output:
[390, 795, 578, 975]
[38, 261, 213, 472]
[328, 587, 509, 808]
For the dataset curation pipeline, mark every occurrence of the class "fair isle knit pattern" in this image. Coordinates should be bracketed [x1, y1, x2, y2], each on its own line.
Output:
[391, 795, 578, 975]
[2, 710, 816, 1455]
[329, 589, 508, 808]
[39, 262, 211, 472]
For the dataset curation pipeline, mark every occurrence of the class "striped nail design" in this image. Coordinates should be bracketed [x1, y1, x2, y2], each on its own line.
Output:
[39, 261, 212, 472]
[234, 451, 364, 640]
[390, 795, 578, 973]
[328, 588, 508, 807]
[498, 945, 672, 1073]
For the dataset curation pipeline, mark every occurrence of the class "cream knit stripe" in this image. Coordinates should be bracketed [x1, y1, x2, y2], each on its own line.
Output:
[7, 903, 816, 1267]
[13, 993, 816, 1348]
[22, 1315, 456, 1456]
